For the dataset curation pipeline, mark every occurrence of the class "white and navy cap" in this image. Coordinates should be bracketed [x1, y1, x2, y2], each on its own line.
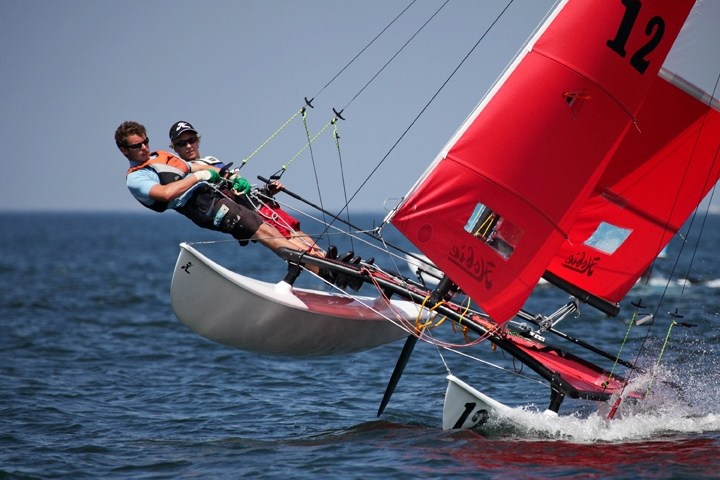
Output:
[169, 121, 197, 142]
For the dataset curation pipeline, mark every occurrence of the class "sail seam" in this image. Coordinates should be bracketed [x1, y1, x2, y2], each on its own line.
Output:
[598, 189, 682, 233]
[531, 49, 639, 126]
[446, 156, 569, 239]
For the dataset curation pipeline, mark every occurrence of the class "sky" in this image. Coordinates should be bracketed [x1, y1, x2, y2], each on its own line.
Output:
[2, 0, 718, 215]
[1, 0, 556, 213]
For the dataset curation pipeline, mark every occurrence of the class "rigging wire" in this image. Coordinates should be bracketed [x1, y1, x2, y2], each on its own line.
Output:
[312, 0, 453, 244]
[675, 73, 720, 294]
[236, 1, 425, 244]
[307, 0, 418, 102]
[338, 0, 450, 113]
[301, 109, 330, 227]
[273, 0, 461, 247]
[330, 120, 355, 251]
[623, 69, 720, 397]
[262, 0, 524, 292]
[243, 0, 515, 251]
[332, 0, 517, 223]
[646, 70, 720, 303]
[237, 2, 419, 193]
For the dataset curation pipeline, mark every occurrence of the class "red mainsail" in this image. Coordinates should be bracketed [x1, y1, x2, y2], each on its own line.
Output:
[391, 0, 695, 323]
[546, 2, 720, 304]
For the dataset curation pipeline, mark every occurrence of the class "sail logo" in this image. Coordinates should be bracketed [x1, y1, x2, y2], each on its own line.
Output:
[448, 244, 495, 289]
[562, 252, 600, 276]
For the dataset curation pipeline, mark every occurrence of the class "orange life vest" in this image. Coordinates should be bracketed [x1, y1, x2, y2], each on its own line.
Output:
[127, 150, 189, 175]
[127, 151, 191, 212]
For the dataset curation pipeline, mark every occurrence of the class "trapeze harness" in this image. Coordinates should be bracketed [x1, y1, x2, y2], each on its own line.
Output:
[127, 151, 191, 212]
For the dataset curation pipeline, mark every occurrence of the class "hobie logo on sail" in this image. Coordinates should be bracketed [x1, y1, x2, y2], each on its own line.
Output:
[448, 245, 495, 289]
[562, 252, 600, 276]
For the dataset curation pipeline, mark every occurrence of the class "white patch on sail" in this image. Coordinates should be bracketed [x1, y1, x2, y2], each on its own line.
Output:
[660, 0, 720, 110]
[584, 221, 632, 255]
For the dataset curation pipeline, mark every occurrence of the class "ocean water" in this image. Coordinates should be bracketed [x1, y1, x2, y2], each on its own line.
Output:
[2, 211, 720, 479]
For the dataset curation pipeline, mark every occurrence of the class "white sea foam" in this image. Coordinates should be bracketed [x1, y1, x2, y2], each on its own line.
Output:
[484, 369, 720, 443]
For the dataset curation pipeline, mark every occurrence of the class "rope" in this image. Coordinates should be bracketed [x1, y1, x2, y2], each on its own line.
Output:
[601, 306, 640, 388]
[238, 1, 518, 250]
[643, 308, 696, 397]
[238, 107, 305, 170]
[433, 330, 546, 387]
[647, 320, 677, 397]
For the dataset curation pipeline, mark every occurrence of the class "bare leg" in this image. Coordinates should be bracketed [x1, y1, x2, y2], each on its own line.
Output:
[288, 230, 325, 255]
[251, 223, 323, 273]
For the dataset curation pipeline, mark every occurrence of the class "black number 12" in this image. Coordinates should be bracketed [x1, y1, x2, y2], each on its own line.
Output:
[606, 0, 666, 74]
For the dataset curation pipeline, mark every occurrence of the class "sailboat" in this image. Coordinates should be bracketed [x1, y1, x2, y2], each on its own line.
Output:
[170, 0, 720, 429]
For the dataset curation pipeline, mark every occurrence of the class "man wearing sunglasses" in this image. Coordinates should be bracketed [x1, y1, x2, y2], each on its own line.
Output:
[115, 120, 325, 265]
[168, 121, 218, 167]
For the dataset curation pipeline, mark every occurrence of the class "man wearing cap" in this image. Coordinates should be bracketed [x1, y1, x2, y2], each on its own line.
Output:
[168, 120, 322, 255]
[115, 120, 324, 263]
[168, 120, 222, 167]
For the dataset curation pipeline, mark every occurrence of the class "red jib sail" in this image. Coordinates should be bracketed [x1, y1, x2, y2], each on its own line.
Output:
[546, 1, 720, 304]
[391, 0, 695, 323]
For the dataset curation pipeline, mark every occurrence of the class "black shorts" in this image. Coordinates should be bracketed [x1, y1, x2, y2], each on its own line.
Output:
[177, 186, 263, 243]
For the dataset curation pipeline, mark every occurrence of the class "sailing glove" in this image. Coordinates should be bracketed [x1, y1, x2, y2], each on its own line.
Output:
[232, 176, 252, 195]
[193, 170, 221, 183]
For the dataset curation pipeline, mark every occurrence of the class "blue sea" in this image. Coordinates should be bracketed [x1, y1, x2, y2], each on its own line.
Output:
[3, 211, 720, 479]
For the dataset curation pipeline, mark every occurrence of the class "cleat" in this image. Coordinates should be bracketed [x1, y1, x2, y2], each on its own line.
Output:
[338, 251, 354, 263]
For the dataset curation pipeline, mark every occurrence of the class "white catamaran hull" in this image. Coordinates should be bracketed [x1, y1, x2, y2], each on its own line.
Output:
[171, 243, 419, 357]
[442, 374, 556, 431]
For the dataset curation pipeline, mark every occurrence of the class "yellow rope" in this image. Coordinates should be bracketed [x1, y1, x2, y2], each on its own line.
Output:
[646, 317, 679, 396]
[412, 293, 488, 348]
[474, 213, 496, 238]
[601, 308, 638, 388]
[280, 119, 335, 172]
[239, 108, 305, 168]
[415, 294, 444, 330]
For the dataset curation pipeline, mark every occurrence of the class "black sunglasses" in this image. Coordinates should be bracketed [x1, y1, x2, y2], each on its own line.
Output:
[174, 136, 199, 148]
[125, 137, 150, 150]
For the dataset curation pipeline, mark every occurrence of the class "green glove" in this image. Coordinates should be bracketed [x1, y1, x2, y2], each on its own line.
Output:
[232, 176, 252, 195]
[207, 169, 221, 183]
[193, 169, 221, 183]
